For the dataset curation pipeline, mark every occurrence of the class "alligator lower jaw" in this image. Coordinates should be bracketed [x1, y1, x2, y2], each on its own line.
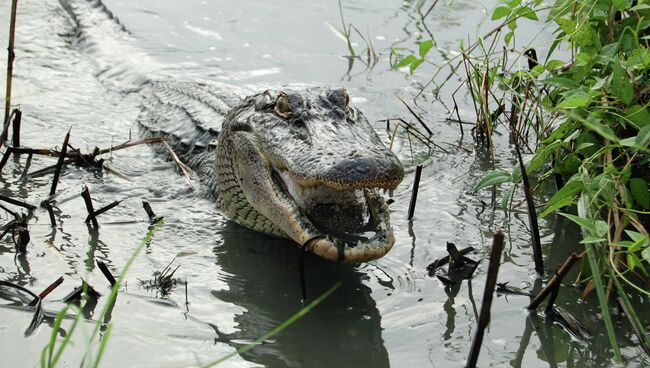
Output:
[275, 169, 395, 263]
[305, 193, 395, 263]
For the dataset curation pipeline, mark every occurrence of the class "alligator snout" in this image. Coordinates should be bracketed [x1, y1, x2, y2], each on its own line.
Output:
[324, 156, 403, 191]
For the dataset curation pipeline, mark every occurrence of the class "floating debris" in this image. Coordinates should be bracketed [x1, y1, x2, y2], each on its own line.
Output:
[496, 282, 532, 297]
[426, 243, 475, 275]
[62, 281, 102, 303]
[138, 258, 180, 298]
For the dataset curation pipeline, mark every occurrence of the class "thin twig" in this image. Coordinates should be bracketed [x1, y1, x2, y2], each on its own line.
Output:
[513, 134, 543, 274]
[28, 276, 64, 306]
[50, 129, 71, 196]
[407, 165, 423, 220]
[2, 0, 19, 142]
[81, 186, 99, 228]
[527, 253, 582, 310]
[161, 141, 194, 190]
[466, 231, 505, 368]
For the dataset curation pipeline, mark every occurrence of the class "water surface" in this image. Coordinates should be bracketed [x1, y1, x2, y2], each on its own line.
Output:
[0, 0, 648, 367]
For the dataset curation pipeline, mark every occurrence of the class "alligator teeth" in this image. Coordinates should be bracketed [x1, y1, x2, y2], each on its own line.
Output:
[388, 189, 394, 197]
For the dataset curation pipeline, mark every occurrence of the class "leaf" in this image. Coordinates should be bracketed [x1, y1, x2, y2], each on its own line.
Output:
[540, 179, 584, 218]
[629, 178, 650, 209]
[394, 54, 417, 69]
[624, 105, 650, 130]
[517, 6, 539, 20]
[627, 253, 647, 275]
[625, 230, 645, 243]
[409, 58, 424, 74]
[593, 220, 608, 237]
[635, 125, 650, 148]
[492, 6, 511, 20]
[557, 91, 590, 108]
[507, 0, 522, 8]
[580, 236, 607, 244]
[630, 3, 650, 11]
[540, 196, 574, 218]
[475, 170, 512, 191]
[611, 63, 635, 105]
[560, 212, 596, 235]
[544, 76, 579, 90]
[580, 117, 619, 142]
[419, 40, 434, 58]
[545, 59, 565, 70]
[642, 247, 650, 263]
[627, 233, 649, 253]
[505, 31, 514, 45]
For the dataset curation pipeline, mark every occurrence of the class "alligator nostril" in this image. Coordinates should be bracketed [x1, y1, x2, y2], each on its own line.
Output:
[355, 163, 370, 174]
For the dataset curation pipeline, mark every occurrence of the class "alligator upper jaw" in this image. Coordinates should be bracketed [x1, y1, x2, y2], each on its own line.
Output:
[273, 169, 395, 263]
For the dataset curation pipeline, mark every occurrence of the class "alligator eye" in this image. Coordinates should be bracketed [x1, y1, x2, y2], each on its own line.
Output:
[275, 93, 293, 118]
[254, 91, 275, 111]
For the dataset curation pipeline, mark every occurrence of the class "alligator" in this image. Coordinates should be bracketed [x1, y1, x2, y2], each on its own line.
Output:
[139, 82, 404, 263]
[58, 0, 405, 263]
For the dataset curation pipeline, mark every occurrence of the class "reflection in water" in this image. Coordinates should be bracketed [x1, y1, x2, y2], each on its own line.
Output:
[212, 222, 389, 367]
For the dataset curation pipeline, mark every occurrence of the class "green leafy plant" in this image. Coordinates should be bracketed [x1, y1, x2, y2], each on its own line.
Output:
[394, 0, 650, 361]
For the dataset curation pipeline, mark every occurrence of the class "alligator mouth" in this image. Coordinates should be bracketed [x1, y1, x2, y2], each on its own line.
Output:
[272, 168, 395, 263]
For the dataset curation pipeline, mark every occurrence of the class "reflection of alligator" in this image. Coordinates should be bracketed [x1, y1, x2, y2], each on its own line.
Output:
[208, 222, 390, 367]
[139, 82, 404, 263]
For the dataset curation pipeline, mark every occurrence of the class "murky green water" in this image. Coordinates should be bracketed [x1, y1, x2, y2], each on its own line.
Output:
[0, 0, 648, 367]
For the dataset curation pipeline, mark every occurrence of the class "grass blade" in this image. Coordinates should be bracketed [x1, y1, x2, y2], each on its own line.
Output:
[92, 323, 112, 368]
[578, 195, 622, 362]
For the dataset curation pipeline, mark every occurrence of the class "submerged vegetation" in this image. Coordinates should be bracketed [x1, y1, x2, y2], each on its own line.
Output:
[394, 0, 650, 361]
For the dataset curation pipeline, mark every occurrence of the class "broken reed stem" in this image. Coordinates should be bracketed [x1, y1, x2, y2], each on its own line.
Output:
[50, 129, 71, 196]
[466, 230, 505, 368]
[513, 134, 543, 274]
[81, 186, 99, 228]
[84, 200, 121, 223]
[527, 253, 581, 310]
[398, 96, 433, 136]
[427, 246, 475, 273]
[161, 141, 194, 190]
[0, 194, 36, 210]
[142, 200, 163, 223]
[97, 260, 116, 286]
[407, 165, 423, 220]
[185, 279, 189, 306]
[43, 200, 56, 227]
[3, 0, 19, 138]
[27, 276, 64, 306]
[0, 147, 12, 171]
[19, 152, 31, 179]
[12, 109, 21, 148]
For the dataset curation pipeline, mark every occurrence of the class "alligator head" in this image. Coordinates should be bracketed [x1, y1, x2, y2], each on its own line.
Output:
[216, 87, 404, 263]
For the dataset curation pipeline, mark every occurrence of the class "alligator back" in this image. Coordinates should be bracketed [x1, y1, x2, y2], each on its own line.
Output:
[137, 82, 243, 198]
